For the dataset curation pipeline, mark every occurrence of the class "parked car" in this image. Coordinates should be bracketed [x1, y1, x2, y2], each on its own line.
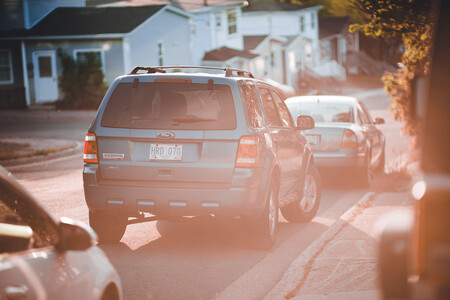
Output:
[0, 166, 122, 300]
[285, 95, 385, 187]
[83, 66, 321, 249]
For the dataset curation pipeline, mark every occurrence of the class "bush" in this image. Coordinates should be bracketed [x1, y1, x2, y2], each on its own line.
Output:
[57, 53, 108, 109]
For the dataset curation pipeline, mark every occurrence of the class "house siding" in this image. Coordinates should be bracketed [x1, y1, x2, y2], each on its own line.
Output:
[128, 10, 192, 68]
[0, 41, 26, 109]
[192, 7, 244, 66]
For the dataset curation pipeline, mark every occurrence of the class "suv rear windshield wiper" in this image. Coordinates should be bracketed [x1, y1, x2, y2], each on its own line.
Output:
[172, 117, 217, 125]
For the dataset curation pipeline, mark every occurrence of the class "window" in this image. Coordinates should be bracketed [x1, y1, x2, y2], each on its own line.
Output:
[227, 9, 237, 35]
[358, 102, 374, 124]
[215, 13, 222, 29]
[271, 90, 294, 127]
[101, 82, 236, 130]
[0, 49, 13, 84]
[157, 42, 164, 66]
[320, 41, 331, 60]
[74, 49, 104, 72]
[190, 24, 196, 38]
[286, 101, 354, 123]
[259, 87, 282, 127]
[239, 82, 263, 128]
[299, 16, 304, 32]
[38, 56, 52, 77]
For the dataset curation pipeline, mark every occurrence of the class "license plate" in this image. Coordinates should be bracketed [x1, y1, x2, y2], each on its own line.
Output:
[305, 135, 320, 146]
[149, 143, 183, 160]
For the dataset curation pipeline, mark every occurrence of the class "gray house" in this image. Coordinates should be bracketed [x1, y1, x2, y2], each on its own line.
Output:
[0, 4, 192, 108]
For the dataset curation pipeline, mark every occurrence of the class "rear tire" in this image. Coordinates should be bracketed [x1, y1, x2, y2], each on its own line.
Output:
[89, 211, 127, 243]
[355, 152, 371, 188]
[245, 181, 279, 250]
[281, 164, 321, 223]
[376, 149, 386, 174]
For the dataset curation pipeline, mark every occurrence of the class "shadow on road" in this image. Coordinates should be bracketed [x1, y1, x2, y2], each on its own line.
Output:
[99, 215, 329, 300]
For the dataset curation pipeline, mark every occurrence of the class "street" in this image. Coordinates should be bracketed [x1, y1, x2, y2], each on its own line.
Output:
[0, 88, 411, 300]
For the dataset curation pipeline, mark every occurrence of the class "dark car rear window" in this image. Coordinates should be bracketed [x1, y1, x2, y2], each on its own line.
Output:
[101, 81, 236, 130]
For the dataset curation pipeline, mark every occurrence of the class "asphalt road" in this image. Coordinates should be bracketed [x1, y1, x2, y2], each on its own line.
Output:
[0, 89, 410, 299]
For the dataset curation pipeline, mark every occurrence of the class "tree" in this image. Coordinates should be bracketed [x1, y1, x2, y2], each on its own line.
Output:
[350, 0, 435, 142]
[58, 52, 107, 109]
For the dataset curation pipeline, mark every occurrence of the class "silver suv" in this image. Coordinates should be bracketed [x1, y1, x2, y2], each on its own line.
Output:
[83, 66, 321, 249]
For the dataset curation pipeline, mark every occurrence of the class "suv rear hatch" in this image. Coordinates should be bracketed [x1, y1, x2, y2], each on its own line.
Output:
[96, 78, 239, 185]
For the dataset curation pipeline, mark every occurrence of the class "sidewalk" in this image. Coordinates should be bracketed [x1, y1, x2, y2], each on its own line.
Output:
[264, 162, 419, 300]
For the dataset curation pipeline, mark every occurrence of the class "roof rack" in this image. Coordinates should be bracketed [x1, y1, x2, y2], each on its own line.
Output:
[128, 66, 254, 78]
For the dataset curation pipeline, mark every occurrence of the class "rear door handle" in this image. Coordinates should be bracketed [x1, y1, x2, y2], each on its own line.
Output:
[5, 285, 29, 299]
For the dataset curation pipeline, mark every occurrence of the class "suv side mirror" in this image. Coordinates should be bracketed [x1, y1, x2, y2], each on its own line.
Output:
[57, 217, 97, 252]
[297, 115, 315, 130]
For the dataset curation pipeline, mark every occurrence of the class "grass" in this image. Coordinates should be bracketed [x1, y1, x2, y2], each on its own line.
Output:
[0, 145, 74, 161]
[371, 152, 413, 193]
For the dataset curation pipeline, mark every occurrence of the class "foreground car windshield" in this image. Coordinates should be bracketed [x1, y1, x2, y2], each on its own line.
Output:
[101, 82, 236, 130]
[287, 102, 354, 123]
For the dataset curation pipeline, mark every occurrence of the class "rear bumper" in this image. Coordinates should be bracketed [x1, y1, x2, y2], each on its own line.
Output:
[83, 165, 268, 218]
[313, 151, 366, 169]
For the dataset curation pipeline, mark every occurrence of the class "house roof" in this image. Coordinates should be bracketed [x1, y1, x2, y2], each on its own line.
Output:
[26, 5, 167, 36]
[244, 35, 267, 51]
[319, 16, 352, 39]
[87, 0, 245, 11]
[203, 46, 258, 62]
[242, 1, 317, 12]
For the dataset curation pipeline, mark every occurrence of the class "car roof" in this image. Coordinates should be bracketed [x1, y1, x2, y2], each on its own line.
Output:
[285, 95, 358, 105]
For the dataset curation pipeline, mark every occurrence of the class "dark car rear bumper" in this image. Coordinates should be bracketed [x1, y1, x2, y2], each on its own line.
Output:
[313, 151, 366, 169]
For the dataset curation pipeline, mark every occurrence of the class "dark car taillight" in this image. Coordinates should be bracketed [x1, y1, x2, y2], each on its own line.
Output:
[235, 136, 258, 167]
[341, 129, 358, 148]
[83, 133, 98, 164]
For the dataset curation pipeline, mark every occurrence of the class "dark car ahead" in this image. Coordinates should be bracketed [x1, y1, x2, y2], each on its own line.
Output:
[83, 66, 321, 249]
[285, 95, 386, 187]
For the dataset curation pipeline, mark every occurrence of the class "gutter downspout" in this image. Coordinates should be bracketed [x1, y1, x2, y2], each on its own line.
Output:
[21, 41, 31, 106]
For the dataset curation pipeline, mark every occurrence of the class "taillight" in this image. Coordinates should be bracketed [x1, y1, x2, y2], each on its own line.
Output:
[84, 133, 98, 164]
[235, 136, 258, 167]
[341, 129, 358, 148]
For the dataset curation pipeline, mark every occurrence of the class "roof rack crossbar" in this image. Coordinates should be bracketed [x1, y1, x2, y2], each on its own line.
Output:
[129, 67, 166, 74]
[128, 66, 254, 78]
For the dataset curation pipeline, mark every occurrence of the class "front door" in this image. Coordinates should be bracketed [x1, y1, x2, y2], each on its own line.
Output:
[33, 51, 58, 103]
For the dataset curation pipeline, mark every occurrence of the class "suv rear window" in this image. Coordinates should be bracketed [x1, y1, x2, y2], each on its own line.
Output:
[101, 81, 236, 130]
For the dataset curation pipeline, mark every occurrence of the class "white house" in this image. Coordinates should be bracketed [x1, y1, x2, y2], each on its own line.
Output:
[0, 0, 86, 108]
[241, 1, 322, 91]
[0, 5, 192, 106]
[318, 16, 359, 80]
[90, 0, 250, 68]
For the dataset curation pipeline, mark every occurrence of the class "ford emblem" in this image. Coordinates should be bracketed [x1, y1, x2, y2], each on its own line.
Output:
[157, 131, 176, 139]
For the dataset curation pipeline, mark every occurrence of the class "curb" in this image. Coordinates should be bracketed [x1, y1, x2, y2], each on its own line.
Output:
[263, 191, 376, 300]
[1, 141, 83, 169]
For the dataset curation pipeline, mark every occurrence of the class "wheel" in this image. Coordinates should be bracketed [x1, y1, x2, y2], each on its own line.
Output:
[355, 152, 371, 188]
[245, 181, 279, 250]
[376, 149, 386, 174]
[89, 210, 128, 243]
[281, 164, 321, 223]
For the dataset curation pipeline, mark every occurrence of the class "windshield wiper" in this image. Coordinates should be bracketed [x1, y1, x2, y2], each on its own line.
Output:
[172, 117, 217, 125]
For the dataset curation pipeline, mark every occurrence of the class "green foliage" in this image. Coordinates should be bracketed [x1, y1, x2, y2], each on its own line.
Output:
[350, 0, 434, 140]
[57, 53, 107, 109]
